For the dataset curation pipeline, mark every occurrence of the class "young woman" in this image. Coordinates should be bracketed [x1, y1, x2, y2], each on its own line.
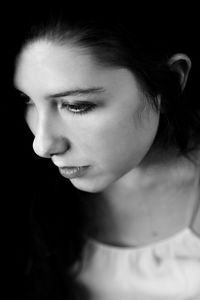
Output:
[13, 11, 200, 300]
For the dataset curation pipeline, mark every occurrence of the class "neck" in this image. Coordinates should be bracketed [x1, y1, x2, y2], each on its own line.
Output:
[81, 148, 199, 247]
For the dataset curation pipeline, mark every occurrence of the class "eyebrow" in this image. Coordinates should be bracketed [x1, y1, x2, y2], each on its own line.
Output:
[46, 87, 106, 99]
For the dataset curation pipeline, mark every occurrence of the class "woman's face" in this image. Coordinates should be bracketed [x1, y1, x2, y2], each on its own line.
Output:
[14, 41, 160, 192]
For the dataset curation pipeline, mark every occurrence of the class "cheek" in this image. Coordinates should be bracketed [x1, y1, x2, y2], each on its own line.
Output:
[81, 107, 159, 169]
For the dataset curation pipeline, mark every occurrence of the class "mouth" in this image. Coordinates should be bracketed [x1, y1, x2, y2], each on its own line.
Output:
[58, 166, 89, 179]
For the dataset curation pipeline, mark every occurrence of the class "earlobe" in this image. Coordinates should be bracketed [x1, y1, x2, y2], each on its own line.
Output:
[168, 53, 192, 91]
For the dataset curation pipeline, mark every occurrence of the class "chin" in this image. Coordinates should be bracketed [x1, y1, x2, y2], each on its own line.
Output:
[70, 176, 114, 193]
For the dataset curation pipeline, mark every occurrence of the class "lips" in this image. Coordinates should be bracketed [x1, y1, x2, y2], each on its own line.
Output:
[58, 166, 89, 179]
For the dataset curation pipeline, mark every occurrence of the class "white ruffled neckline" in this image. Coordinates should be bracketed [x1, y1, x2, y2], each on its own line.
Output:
[85, 227, 200, 253]
[74, 227, 200, 299]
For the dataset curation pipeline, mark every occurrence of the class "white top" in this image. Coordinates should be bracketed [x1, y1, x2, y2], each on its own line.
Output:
[73, 228, 200, 299]
[72, 164, 200, 299]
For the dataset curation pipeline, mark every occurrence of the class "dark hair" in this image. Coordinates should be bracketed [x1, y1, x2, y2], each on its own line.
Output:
[17, 14, 200, 156]
[14, 11, 200, 300]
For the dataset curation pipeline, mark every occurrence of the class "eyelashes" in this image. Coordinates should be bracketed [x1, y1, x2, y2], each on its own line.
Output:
[59, 101, 97, 115]
[19, 93, 97, 115]
[17, 88, 98, 115]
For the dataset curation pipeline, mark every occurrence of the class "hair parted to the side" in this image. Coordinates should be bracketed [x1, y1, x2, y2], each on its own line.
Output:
[15, 12, 200, 300]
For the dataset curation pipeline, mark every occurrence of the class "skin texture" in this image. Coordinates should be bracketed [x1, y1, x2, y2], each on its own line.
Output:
[14, 40, 199, 246]
[14, 41, 160, 193]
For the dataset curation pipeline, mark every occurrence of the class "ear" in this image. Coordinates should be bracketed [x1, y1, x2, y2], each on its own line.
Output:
[168, 54, 192, 91]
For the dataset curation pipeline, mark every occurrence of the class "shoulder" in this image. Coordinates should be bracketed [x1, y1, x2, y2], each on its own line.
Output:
[191, 151, 200, 236]
[192, 202, 200, 237]
[189, 148, 200, 236]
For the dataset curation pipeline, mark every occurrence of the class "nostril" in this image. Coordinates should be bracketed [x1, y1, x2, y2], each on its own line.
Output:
[50, 138, 71, 156]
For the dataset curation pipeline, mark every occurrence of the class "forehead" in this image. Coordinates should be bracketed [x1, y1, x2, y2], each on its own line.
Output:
[14, 40, 141, 98]
[15, 41, 96, 89]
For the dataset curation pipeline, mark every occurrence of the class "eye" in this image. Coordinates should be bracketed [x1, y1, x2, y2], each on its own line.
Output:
[59, 101, 97, 115]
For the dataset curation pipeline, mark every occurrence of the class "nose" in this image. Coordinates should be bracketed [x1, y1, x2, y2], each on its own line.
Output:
[33, 113, 70, 158]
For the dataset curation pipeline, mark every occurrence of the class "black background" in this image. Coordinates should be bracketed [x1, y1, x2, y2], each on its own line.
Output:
[2, 3, 200, 299]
